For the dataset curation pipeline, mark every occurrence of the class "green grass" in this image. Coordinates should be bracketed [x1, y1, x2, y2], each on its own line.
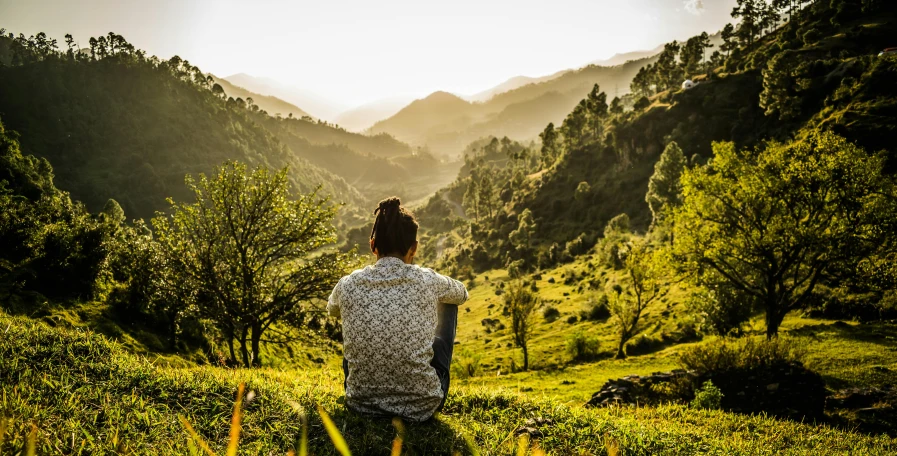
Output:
[2, 313, 897, 455]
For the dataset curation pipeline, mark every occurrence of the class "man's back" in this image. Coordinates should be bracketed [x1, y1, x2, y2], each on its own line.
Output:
[328, 256, 468, 421]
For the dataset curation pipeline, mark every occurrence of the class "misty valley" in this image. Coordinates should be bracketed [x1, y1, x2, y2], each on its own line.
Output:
[1, 0, 897, 454]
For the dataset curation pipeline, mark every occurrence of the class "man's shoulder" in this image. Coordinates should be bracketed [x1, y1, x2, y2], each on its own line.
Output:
[339, 265, 374, 285]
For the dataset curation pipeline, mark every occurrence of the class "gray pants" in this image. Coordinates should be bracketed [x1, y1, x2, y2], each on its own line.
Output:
[343, 302, 459, 411]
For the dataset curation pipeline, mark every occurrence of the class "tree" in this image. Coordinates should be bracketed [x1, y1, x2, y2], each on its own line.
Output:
[655, 42, 683, 91]
[509, 208, 536, 251]
[672, 133, 897, 339]
[646, 141, 687, 227]
[152, 161, 357, 366]
[606, 238, 666, 358]
[575, 181, 591, 201]
[720, 23, 737, 59]
[732, 0, 763, 50]
[539, 123, 559, 169]
[505, 280, 540, 370]
[477, 173, 497, 220]
[462, 174, 480, 222]
[610, 97, 624, 115]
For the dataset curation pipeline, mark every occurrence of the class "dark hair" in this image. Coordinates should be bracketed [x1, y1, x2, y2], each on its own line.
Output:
[370, 197, 419, 256]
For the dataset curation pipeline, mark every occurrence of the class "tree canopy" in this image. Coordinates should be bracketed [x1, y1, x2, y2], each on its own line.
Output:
[672, 132, 897, 338]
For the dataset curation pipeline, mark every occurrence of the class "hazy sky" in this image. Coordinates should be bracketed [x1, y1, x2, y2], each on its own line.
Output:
[1, 0, 737, 108]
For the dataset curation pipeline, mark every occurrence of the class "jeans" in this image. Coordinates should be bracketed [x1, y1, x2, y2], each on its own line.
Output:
[343, 302, 459, 411]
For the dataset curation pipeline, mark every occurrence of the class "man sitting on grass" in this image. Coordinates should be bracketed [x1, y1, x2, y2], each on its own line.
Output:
[327, 197, 468, 421]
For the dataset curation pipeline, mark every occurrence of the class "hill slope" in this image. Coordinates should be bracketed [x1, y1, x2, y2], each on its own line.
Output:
[224, 72, 346, 121]
[2, 312, 894, 455]
[0, 40, 363, 220]
[211, 75, 311, 119]
[369, 56, 659, 156]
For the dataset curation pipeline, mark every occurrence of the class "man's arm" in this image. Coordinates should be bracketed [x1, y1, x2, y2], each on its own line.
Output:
[327, 278, 344, 318]
[428, 269, 468, 305]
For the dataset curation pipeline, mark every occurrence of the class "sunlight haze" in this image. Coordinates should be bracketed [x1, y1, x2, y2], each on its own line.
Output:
[1, 0, 737, 115]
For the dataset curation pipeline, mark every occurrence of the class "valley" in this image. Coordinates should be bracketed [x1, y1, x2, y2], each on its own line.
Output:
[1, 0, 897, 454]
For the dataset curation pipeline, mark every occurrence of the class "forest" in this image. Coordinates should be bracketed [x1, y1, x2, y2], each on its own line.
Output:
[1, 0, 897, 454]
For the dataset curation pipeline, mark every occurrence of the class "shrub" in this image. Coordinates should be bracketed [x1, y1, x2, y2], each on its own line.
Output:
[680, 337, 807, 374]
[451, 349, 483, 379]
[679, 337, 825, 420]
[566, 331, 601, 362]
[690, 380, 724, 410]
[624, 334, 664, 356]
[580, 295, 610, 321]
[542, 306, 561, 322]
[688, 283, 754, 336]
[566, 315, 578, 324]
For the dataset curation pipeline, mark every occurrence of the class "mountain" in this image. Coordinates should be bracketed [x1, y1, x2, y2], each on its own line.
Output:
[224, 73, 346, 121]
[369, 57, 658, 156]
[464, 70, 570, 103]
[0, 38, 363, 220]
[211, 75, 310, 119]
[333, 97, 413, 132]
[589, 45, 664, 67]
[418, 0, 897, 272]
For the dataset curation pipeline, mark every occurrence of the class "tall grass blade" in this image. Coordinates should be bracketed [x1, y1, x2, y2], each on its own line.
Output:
[0, 417, 8, 448]
[226, 383, 245, 456]
[516, 433, 529, 456]
[390, 417, 404, 456]
[298, 413, 308, 456]
[178, 415, 217, 456]
[316, 404, 351, 456]
[25, 423, 36, 456]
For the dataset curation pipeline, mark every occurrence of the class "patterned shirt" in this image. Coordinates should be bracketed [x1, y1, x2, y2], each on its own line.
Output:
[327, 257, 468, 421]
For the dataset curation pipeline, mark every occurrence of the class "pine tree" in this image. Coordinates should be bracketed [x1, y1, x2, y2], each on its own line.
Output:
[646, 141, 687, 226]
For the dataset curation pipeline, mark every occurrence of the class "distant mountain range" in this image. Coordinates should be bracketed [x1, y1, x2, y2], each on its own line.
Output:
[588, 44, 666, 67]
[463, 70, 570, 103]
[224, 73, 347, 121]
[367, 55, 659, 156]
[211, 75, 310, 119]
[333, 97, 413, 132]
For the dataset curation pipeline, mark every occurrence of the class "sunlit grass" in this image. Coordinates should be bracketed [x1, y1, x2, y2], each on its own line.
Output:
[2, 313, 896, 454]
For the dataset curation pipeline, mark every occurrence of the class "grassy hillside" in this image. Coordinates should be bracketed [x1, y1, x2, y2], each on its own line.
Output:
[0, 38, 363, 220]
[2, 312, 895, 455]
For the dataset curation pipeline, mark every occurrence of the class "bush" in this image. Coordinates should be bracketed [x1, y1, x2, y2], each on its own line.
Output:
[451, 349, 483, 379]
[566, 315, 578, 324]
[689, 283, 754, 336]
[680, 337, 825, 420]
[542, 306, 561, 322]
[625, 334, 664, 356]
[690, 380, 723, 410]
[566, 331, 601, 362]
[680, 337, 807, 374]
[579, 295, 610, 321]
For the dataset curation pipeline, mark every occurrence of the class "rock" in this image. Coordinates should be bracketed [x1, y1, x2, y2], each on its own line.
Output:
[515, 426, 543, 438]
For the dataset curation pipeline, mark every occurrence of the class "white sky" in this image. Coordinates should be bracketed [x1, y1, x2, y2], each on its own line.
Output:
[0, 0, 737, 108]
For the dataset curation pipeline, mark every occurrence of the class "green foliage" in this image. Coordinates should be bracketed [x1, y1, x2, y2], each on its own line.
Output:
[673, 132, 897, 338]
[566, 330, 601, 362]
[688, 282, 755, 336]
[4, 315, 896, 455]
[680, 337, 808, 375]
[505, 280, 540, 370]
[645, 141, 686, 226]
[451, 348, 484, 379]
[0, 117, 113, 303]
[606, 239, 667, 358]
[690, 381, 724, 410]
[0, 32, 361, 220]
[152, 162, 357, 367]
